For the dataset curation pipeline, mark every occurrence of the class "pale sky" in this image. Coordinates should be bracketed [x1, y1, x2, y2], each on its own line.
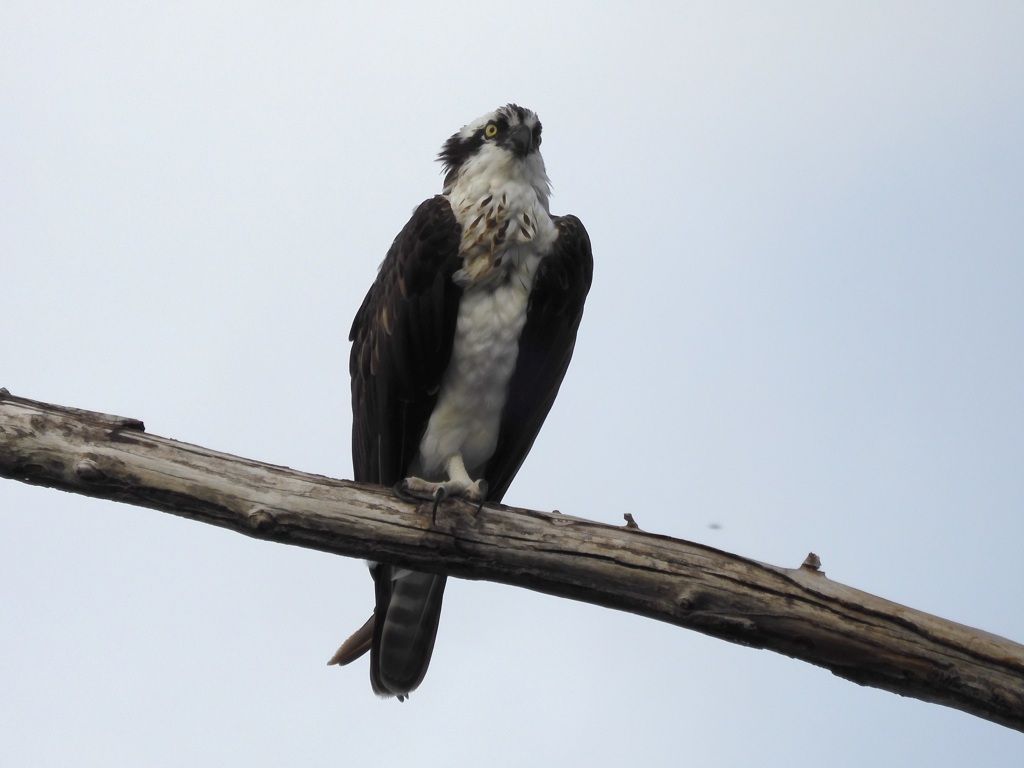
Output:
[3, 3, 1023, 765]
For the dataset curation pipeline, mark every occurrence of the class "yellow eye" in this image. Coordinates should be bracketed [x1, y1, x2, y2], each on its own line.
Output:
[484, 123, 498, 139]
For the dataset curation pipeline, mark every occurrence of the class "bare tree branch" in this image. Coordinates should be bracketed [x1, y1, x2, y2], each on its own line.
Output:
[2, 388, 1022, 731]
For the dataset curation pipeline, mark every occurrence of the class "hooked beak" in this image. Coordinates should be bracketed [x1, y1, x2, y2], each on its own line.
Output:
[506, 124, 534, 158]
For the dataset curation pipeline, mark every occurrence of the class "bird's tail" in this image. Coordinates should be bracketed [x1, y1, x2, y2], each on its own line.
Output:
[369, 565, 447, 700]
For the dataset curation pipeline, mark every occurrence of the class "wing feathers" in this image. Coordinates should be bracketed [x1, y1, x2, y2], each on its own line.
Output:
[483, 214, 593, 502]
[350, 196, 463, 487]
[348, 197, 462, 698]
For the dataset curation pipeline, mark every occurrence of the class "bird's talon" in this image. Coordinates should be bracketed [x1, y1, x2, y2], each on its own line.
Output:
[471, 479, 488, 514]
[392, 480, 416, 503]
[431, 486, 448, 522]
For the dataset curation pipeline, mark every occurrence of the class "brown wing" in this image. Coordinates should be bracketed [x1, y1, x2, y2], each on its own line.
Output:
[483, 214, 594, 502]
[349, 195, 464, 486]
[347, 196, 462, 697]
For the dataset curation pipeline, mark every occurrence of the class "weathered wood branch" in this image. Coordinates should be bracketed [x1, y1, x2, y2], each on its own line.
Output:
[2, 388, 1023, 731]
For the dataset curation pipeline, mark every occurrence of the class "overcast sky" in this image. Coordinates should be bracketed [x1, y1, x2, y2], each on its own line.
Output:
[3, 2, 1023, 765]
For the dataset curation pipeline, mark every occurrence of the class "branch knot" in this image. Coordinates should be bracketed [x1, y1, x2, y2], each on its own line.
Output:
[246, 507, 277, 531]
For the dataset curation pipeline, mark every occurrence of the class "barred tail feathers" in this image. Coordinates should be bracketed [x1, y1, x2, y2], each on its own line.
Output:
[370, 566, 447, 699]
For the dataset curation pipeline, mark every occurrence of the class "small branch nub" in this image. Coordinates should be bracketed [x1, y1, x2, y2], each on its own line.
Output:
[801, 552, 823, 573]
[75, 458, 105, 482]
[246, 507, 276, 531]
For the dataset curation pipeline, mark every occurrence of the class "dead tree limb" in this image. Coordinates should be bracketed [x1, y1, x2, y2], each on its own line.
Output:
[1, 388, 1022, 731]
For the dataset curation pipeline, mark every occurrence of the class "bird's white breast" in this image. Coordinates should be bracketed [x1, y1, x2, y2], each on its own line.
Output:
[415, 179, 557, 477]
[417, 280, 531, 475]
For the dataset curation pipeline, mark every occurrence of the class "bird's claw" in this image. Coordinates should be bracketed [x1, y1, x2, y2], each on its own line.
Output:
[472, 479, 488, 514]
[431, 486, 448, 523]
[393, 476, 487, 521]
[391, 480, 418, 503]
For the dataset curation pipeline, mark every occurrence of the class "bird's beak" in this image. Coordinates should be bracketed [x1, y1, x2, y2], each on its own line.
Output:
[507, 124, 533, 157]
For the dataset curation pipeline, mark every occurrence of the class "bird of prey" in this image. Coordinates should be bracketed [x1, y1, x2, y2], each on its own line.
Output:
[328, 104, 593, 699]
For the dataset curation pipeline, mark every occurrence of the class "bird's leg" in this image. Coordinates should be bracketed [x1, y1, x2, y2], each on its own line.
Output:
[398, 453, 488, 519]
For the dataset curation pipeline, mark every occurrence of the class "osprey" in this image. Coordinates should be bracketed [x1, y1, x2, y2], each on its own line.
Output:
[328, 104, 593, 699]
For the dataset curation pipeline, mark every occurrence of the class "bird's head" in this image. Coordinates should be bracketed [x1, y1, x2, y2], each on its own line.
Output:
[439, 104, 549, 203]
